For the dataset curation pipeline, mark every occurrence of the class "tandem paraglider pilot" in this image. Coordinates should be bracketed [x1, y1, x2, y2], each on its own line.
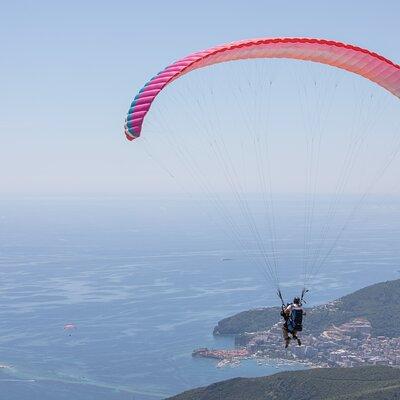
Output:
[281, 297, 305, 348]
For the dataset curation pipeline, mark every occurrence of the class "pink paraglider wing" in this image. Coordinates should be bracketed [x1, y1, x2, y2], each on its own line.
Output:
[125, 38, 400, 140]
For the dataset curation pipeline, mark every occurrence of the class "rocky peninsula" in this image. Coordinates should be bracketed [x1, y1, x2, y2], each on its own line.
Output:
[194, 279, 400, 368]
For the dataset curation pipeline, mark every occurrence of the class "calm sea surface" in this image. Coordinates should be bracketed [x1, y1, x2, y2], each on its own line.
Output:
[0, 196, 399, 399]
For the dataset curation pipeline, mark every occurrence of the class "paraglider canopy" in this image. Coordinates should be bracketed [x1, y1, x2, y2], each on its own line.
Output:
[124, 37, 400, 301]
[64, 323, 77, 336]
[125, 37, 400, 140]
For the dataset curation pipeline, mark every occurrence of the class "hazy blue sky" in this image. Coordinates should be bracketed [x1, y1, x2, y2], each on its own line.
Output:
[1, 1, 399, 195]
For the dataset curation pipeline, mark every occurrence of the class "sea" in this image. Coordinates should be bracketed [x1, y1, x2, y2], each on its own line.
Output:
[0, 196, 399, 400]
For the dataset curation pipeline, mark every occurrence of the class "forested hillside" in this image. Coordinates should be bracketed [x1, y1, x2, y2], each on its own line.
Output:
[214, 279, 400, 338]
[168, 366, 400, 400]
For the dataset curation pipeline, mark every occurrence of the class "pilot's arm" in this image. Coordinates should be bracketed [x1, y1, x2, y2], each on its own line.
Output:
[284, 304, 292, 316]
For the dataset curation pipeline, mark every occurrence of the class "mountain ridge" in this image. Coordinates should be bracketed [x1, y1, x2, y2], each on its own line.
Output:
[167, 366, 400, 400]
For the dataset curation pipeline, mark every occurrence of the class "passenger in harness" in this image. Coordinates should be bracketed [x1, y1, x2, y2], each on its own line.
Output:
[281, 297, 305, 348]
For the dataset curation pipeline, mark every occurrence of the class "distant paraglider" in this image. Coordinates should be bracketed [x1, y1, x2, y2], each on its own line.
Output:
[64, 323, 77, 336]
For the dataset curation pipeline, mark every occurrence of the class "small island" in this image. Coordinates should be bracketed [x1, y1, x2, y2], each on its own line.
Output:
[193, 279, 400, 368]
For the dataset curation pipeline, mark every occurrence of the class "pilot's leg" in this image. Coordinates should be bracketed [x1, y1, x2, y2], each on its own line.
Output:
[292, 330, 301, 346]
[282, 325, 290, 348]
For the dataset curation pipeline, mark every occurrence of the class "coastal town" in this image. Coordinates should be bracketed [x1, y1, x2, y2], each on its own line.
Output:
[193, 317, 400, 368]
